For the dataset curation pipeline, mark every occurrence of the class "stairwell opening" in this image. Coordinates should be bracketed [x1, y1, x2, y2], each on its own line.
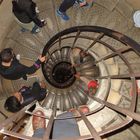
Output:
[1, 25, 140, 140]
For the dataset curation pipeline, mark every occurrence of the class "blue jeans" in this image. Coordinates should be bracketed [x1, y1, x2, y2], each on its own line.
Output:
[31, 25, 39, 34]
[59, 0, 76, 12]
[52, 112, 80, 138]
[32, 112, 80, 138]
[32, 128, 46, 138]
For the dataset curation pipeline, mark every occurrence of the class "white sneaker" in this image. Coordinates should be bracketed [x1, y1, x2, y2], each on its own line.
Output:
[35, 28, 40, 33]
[41, 19, 47, 25]
[41, 19, 45, 22]
[35, 7, 40, 14]
[16, 54, 20, 60]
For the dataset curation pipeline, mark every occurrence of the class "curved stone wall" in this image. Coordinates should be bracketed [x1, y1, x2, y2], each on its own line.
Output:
[0, 0, 140, 140]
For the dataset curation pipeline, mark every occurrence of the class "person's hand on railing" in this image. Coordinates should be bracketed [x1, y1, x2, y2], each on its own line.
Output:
[75, 73, 81, 79]
[38, 55, 46, 63]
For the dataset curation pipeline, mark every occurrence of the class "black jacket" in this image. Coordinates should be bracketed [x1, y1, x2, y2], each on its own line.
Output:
[19, 82, 47, 107]
[0, 57, 42, 80]
[12, 0, 44, 27]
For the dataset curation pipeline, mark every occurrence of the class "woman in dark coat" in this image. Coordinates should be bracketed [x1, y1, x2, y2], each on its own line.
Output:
[12, 0, 45, 33]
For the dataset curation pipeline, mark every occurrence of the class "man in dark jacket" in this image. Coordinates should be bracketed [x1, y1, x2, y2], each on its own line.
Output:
[0, 48, 46, 80]
[12, 0, 45, 33]
[4, 81, 47, 112]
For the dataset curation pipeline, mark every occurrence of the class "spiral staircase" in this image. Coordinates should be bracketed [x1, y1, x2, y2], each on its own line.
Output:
[0, 0, 140, 140]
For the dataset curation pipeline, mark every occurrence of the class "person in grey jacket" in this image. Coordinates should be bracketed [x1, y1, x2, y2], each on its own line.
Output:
[12, 0, 46, 33]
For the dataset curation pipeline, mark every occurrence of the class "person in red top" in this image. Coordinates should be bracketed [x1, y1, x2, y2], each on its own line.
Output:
[87, 80, 98, 96]
[75, 73, 98, 96]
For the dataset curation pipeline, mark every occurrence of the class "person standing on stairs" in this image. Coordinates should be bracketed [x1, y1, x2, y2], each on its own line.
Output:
[12, 0, 46, 33]
[4, 81, 47, 113]
[75, 73, 99, 96]
[0, 48, 46, 80]
[31, 106, 89, 138]
[70, 48, 88, 67]
[56, 0, 94, 21]
[70, 48, 99, 95]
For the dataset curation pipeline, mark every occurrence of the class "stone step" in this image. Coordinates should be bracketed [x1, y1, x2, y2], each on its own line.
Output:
[78, 107, 118, 135]
[95, 0, 118, 11]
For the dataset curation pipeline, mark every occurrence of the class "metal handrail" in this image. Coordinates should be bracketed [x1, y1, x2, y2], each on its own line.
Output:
[1, 26, 140, 140]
